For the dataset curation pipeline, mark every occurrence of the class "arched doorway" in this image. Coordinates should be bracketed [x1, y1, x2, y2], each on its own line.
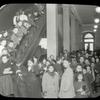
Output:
[83, 32, 95, 51]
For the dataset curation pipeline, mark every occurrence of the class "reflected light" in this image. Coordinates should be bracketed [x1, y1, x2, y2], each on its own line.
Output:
[93, 29, 97, 32]
[94, 18, 100, 23]
[94, 25, 98, 28]
[96, 7, 100, 13]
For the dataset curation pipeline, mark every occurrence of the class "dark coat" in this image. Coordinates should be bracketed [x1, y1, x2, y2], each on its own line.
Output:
[25, 71, 42, 98]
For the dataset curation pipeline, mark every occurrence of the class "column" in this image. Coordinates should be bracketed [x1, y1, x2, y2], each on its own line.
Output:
[46, 4, 58, 59]
[70, 13, 76, 51]
[63, 4, 71, 52]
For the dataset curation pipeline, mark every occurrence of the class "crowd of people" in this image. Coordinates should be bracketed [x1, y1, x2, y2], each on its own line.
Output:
[0, 49, 100, 98]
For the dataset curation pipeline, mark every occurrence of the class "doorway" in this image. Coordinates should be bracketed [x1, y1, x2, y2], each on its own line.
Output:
[83, 33, 94, 51]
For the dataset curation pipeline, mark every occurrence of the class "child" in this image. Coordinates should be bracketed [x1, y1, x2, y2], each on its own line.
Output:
[74, 73, 90, 98]
[74, 65, 83, 82]
[42, 65, 59, 98]
[86, 66, 94, 96]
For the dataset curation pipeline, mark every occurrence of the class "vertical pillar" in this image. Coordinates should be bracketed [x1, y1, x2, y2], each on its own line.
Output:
[46, 4, 58, 59]
[70, 13, 76, 51]
[63, 5, 71, 52]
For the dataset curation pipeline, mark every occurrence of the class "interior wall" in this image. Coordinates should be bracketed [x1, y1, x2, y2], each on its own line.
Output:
[70, 9, 82, 51]
[95, 30, 100, 50]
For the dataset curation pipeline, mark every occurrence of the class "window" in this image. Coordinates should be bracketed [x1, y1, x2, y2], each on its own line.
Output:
[83, 33, 94, 51]
[84, 33, 93, 38]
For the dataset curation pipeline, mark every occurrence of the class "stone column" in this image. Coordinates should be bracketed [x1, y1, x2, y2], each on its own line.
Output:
[62, 4, 71, 52]
[46, 4, 58, 59]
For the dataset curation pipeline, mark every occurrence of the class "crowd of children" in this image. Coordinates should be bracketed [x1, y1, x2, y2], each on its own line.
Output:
[12, 49, 100, 98]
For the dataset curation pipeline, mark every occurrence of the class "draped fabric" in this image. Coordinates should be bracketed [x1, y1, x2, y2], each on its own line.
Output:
[20, 14, 46, 65]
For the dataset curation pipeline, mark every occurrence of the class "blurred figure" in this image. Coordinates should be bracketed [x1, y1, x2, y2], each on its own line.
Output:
[59, 60, 75, 98]
[74, 65, 83, 81]
[70, 57, 78, 72]
[79, 56, 85, 68]
[91, 57, 96, 63]
[32, 56, 40, 76]
[54, 58, 63, 78]
[85, 59, 90, 66]
[49, 55, 56, 64]
[25, 59, 42, 98]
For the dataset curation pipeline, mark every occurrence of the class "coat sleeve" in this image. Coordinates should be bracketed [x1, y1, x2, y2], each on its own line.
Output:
[55, 73, 60, 92]
[42, 73, 48, 92]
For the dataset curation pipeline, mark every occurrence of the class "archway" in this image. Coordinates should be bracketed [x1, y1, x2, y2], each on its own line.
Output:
[83, 32, 95, 51]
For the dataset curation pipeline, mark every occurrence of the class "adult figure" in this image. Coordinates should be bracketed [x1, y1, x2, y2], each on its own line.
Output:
[14, 63, 27, 97]
[59, 60, 75, 98]
[25, 59, 42, 98]
[54, 58, 63, 78]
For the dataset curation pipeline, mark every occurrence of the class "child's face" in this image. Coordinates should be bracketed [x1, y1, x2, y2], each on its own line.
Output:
[2, 49, 8, 55]
[46, 61, 50, 66]
[76, 65, 82, 72]
[38, 63, 42, 68]
[87, 66, 91, 72]
[63, 60, 69, 68]
[48, 66, 54, 72]
[28, 60, 33, 67]
[78, 74, 83, 80]
[85, 53, 89, 58]
[91, 63, 95, 67]
[43, 59, 46, 64]
[83, 69, 87, 74]
[85, 59, 90, 65]
[80, 57, 84, 63]
[33, 57, 37, 63]
[2, 56, 9, 63]
[91, 57, 95, 62]
[57, 59, 62, 64]
[1, 40, 7, 46]
[96, 58, 99, 63]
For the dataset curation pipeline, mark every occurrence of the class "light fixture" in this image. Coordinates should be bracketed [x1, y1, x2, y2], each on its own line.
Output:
[93, 29, 97, 32]
[96, 7, 100, 13]
[94, 25, 98, 28]
[94, 18, 100, 23]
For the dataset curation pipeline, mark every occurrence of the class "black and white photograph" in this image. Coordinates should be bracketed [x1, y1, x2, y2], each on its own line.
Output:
[0, 3, 100, 98]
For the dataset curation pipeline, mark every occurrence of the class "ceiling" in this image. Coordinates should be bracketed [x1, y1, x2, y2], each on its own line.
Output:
[0, 4, 100, 32]
[74, 4, 100, 25]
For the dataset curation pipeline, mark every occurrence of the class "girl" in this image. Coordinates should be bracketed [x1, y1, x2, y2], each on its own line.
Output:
[42, 65, 59, 98]
[74, 73, 90, 98]
[0, 55, 14, 96]
[74, 65, 83, 82]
